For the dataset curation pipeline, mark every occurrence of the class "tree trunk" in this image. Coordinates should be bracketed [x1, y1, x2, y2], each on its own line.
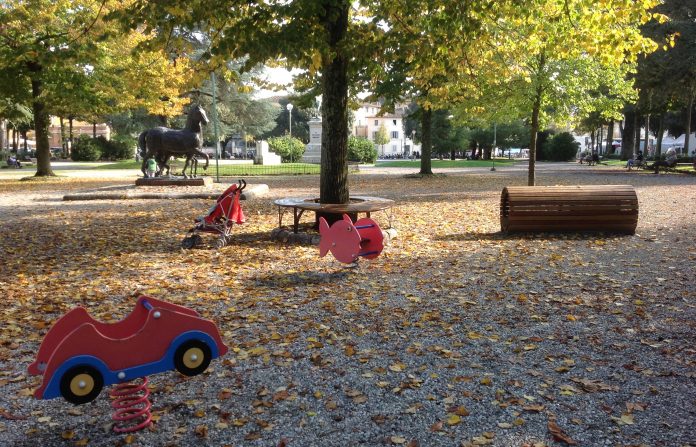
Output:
[92, 122, 97, 138]
[0, 120, 5, 151]
[590, 130, 595, 155]
[59, 117, 66, 157]
[68, 116, 74, 156]
[644, 114, 650, 155]
[319, 0, 350, 205]
[419, 107, 433, 175]
[21, 130, 28, 155]
[685, 87, 694, 157]
[605, 120, 614, 154]
[655, 113, 664, 158]
[28, 62, 54, 176]
[528, 88, 542, 186]
[634, 112, 641, 157]
[621, 109, 635, 160]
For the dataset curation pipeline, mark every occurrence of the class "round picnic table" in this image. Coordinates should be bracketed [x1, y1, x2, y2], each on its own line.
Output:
[274, 196, 395, 233]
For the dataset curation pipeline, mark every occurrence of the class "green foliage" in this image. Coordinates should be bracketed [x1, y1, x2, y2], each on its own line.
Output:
[263, 98, 311, 143]
[71, 135, 102, 161]
[348, 136, 377, 163]
[542, 132, 580, 161]
[100, 135, 136, 160]
[268, 136, 305, 163]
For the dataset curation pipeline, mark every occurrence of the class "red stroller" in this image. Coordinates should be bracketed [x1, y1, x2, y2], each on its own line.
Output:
[181, 180, 246, 249]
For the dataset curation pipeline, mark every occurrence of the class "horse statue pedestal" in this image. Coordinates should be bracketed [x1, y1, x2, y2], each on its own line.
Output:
[135, 176, 213, 187]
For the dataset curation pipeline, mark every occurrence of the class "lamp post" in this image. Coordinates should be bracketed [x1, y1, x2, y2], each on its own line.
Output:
[287, 103, 293, 137]
[211, 72, 220, 182]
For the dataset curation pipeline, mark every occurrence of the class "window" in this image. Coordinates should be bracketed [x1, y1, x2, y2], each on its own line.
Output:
[374, 120, 379, 126]
[393, 119, 397, 126]
[392, 145, 397, 152]
[391, 131, 399, 139]
[372, 131, 378, 140]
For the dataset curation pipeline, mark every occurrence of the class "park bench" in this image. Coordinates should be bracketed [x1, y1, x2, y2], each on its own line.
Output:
[274, 196, 394, 233]
[500, 185, 638, 234]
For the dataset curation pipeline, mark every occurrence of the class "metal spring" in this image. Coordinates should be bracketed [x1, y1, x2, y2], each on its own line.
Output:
[110, 377, 152, 433]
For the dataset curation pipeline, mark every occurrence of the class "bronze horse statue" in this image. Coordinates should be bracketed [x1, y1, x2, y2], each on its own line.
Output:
[139, 105, 210, 178]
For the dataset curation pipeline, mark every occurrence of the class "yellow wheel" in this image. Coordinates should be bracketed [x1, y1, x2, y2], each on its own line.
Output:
[174, 340, 212, 376]
[60, 365, 103, 405]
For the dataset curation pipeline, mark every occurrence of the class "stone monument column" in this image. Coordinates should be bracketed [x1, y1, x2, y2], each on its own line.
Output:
[302, 118, 322, 164]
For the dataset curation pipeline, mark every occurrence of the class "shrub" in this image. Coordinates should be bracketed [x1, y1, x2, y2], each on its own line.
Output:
[100, 135, 135, 160]
[267, 135, 305, 162]
[348, 136, 377, 163]
[71, 135, 102, 161]
[542, 132, 580, 161]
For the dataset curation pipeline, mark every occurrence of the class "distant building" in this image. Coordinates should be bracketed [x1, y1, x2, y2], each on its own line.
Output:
[352, 103, 419, 157]
[3, 117, 110, 153]
[47, 117, 110, 148]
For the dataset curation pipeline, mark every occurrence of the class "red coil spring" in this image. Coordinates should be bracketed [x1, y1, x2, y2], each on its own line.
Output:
[110, 377, 152, 433]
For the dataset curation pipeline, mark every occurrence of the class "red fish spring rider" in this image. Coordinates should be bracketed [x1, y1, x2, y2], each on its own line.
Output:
[319, 214, 384, 263]
[29, 296, 227, 433]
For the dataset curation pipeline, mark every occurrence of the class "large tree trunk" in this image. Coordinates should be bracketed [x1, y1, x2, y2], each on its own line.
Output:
[419, 107, 433, 175]
[319, 0, 349, 205]
[655, 113, 665, 158]
[644, 114, 650, 156]
[605, 120, 614, 154]
[0, 120, 5, 151]
[589, 130, 595, 154]
[21, 130, 28, 154]
[685, 87, 694, 157]
[28, 62, 54, 176]
[59, 117, 66, 157]
[621, 109, 635, 160]
[528, 53, 545, 186]
[634, 112, 641, 157]
[68, 116, 74, 157]
[528, 87, 542, 186]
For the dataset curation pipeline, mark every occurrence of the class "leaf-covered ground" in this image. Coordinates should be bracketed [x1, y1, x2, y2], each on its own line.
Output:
[0, 164, 694, 447]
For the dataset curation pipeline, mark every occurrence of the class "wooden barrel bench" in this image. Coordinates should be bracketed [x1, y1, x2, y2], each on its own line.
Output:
[500, 185, 638, 234]
[274, 196, 394, 233]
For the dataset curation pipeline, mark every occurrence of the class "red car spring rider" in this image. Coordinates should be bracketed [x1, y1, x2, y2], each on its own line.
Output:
[319, 214, 384, 263]
[29, 296, 228, 433]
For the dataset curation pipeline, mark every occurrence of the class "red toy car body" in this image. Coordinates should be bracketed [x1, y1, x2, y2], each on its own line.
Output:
[29, 296, 228, 404]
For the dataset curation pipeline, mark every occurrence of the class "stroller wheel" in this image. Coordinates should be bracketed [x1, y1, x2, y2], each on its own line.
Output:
[214, 237, 227, 249]
[181, 236, 195, 249]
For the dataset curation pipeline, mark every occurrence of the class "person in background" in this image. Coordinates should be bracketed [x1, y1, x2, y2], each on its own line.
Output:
[146, 157, 157, 178]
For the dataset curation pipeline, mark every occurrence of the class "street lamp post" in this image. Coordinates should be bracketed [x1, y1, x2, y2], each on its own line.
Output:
[287, 103, 293, 137]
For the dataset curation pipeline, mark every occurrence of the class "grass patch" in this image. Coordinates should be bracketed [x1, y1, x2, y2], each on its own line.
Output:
[96, 159, 321, 175]
[215, 163, 320, 176]
[96, 160, 142, 169]
[377, 159, 517, 168]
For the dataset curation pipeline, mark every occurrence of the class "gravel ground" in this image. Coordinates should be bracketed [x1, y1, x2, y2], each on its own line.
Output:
[0, 163, 694, 447]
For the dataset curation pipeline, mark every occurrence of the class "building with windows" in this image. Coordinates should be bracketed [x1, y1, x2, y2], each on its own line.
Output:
[352, 103, 419, 157]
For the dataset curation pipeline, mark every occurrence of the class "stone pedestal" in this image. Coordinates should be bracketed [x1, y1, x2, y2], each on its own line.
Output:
[254, 141, 282, 165]
[302, 119, 322, 164]
[135, 176, 212, 187]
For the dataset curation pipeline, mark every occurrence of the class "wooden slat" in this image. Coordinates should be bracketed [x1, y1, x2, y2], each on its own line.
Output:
[500, 185, 638, 234]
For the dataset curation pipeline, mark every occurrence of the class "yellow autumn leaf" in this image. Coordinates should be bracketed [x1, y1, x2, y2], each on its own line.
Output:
[446, 414, 461, 425]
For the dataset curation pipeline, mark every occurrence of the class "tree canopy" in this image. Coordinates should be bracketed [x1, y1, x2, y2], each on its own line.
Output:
[0, 0, 192, 175]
